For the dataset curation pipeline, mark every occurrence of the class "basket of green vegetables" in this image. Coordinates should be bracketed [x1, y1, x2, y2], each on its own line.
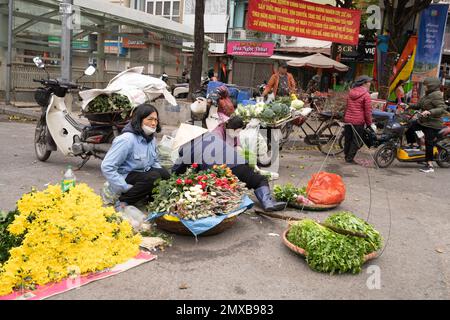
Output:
[283, 212, 382, 274]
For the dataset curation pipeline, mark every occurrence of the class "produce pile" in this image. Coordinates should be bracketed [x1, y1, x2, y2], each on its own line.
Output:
[147, 164, 249, 220]
[287, 212, 383, 274]
[0, 184, 141, 296]
[235, 95, 305, 125]
[273, 183, 314, 208]
[86, 93, 133, 119]
[274, 183, 314, 206]
[274, 172, 346, 207]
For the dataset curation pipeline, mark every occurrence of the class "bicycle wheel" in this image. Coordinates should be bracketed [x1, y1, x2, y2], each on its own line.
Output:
[316, 121, 344, 156]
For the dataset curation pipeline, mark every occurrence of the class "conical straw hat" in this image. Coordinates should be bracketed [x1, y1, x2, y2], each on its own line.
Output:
[172, 123, 208, 150]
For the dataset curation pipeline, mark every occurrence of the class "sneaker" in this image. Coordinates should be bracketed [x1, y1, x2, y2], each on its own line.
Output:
[419, 165, 434, 173]
[345, 159, 357, 164]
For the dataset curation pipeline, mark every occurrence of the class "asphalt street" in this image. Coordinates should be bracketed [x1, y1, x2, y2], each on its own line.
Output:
[0, 115, 449, 299]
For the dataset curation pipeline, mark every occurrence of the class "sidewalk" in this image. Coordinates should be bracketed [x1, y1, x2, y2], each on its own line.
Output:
[0, 103, 40, 120]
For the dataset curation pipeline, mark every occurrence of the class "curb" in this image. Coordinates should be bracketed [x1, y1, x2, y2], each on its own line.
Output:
[0, 104, 40, 120]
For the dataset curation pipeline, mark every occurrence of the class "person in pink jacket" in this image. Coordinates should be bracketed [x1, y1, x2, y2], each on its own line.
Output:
[343, 75, 373, 163]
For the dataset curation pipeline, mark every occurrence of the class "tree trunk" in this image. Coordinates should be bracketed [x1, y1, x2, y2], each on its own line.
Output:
[188, 0, 205, 101]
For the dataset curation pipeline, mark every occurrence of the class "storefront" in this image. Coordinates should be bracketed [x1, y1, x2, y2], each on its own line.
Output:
[336, 39, 375, 86]
[227, 41, 276, 88]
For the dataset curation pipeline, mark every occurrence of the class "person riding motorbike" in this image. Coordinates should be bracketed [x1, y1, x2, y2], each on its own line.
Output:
[405, 77, 448, 173]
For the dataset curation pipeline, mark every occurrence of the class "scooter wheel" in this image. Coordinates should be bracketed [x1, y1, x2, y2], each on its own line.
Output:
[374, 144, 396, 168]
[436, 147, 450, 168]
[34, 119, 52, 161]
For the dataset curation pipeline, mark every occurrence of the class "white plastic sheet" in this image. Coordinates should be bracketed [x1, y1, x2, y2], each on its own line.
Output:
[79, 66, 177, 110]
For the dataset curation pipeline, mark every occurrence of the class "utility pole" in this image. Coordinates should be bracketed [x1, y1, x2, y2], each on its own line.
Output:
[5, 0, 14, 104]
[60, 0, 73, 81]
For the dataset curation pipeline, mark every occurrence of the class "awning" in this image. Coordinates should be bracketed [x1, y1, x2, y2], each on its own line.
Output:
[287, 53, 349, 72]
[275, 47, 331, 55]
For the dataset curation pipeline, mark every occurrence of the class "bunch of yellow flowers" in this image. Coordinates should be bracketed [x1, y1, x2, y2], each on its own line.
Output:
[0, 183, 141, 296]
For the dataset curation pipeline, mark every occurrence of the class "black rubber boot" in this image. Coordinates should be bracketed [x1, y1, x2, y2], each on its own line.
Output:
[254, 185, 286, 212]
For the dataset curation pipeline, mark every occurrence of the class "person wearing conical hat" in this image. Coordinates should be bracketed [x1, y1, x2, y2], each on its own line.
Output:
[171, 124, 286, 212]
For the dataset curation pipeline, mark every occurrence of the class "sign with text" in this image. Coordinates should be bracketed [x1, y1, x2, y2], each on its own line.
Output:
[412, 3, 449, 81]
[227, 41, 275, 56]
[122, 37, 148, 49]
[247, 0, 361, 45]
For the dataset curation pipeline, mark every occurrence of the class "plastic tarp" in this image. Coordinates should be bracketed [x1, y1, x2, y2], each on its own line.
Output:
[79, 66, 177, 110]
[146, 195, 254, 236]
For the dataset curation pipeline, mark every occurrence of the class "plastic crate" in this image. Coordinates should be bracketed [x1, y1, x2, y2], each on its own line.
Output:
[240, 100, 256, 106]
[237, 89, 252, 104]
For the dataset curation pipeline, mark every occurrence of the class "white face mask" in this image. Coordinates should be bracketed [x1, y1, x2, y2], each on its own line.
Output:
[226, 129, 241, 139]
[142, 125, 156, 135]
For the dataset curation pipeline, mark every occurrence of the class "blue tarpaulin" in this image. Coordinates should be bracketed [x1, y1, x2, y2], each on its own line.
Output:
[146, 195, 254, 236]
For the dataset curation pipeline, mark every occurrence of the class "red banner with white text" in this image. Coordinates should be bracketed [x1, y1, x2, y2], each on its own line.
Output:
[247, 0, 362, 45]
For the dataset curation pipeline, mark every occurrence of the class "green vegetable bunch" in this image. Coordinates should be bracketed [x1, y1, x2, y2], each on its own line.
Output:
[274, 183, 306, 202]
[287, 212, 383, 274]
[87, 93, 133, 119]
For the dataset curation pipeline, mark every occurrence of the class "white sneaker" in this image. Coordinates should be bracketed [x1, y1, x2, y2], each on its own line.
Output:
[419, 165, 434, 173]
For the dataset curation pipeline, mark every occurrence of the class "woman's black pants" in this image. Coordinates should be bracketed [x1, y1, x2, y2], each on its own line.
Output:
[405, 121, 439, 162]
[344, 124, 364, 162]
[231, 164, 268, 190]
[119, 167, 170, 205]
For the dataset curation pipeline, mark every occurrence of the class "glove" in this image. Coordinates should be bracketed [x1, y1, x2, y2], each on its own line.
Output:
[370, 124, 377, 132]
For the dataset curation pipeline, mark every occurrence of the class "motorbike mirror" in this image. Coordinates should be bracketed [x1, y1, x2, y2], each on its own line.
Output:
[84, 65, 96, 76]
[33, 56, 45, 69]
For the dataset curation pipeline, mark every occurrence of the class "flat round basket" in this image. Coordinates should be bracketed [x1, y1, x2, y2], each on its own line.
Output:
[154, 215, 238, 236]
[82, 111, 129, 125]
[282, 228, 378, 262]
[288, 201, 341, 211]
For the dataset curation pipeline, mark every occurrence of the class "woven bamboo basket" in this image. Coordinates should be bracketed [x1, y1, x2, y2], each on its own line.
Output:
[288, 201, 341, 211]
[154, 215, 238, 236]
[282, 228, 378, 262]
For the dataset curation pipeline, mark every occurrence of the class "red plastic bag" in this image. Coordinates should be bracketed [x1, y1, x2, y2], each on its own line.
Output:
[306, 172, 346, 205]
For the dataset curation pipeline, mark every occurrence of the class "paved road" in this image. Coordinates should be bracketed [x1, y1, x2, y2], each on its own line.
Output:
[0, 115, 449, 299]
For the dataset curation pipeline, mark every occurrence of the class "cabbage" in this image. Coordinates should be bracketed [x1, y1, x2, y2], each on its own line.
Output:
[291, 99, 305, 110]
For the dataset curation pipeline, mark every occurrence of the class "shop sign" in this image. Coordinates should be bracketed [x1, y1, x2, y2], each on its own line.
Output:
[227, 41, 275, 56]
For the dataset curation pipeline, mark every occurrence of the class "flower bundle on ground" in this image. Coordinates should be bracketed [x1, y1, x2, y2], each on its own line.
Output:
[287, 212, 383, 274]
[0, 184, 141, 296]
[147, 164, 249, 220]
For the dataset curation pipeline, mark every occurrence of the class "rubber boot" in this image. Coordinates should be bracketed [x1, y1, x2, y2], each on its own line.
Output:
[254, 185, 286, 212]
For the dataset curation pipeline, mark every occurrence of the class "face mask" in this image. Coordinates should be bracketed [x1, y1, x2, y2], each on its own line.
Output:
[226, 129, 241, 139]
[142, 125, 156, 135]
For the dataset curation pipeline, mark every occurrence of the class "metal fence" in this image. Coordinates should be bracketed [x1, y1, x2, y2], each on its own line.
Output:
[11, 63, 120, 90]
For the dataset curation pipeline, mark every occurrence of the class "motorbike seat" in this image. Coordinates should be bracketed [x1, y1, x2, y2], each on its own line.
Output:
[173, 83, 188, 88]
[319, 111, 343, 119]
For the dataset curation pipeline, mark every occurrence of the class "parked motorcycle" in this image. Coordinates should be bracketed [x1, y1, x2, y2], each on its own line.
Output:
[32, 57, 122, 168]
[32, 57, 177, 169]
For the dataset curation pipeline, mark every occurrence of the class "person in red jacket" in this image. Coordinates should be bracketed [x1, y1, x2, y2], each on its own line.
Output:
[343, 75, 373, 163]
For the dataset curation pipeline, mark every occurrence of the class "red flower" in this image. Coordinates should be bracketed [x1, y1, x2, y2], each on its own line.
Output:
[176, 179, 183, 185]
[192, 163, 199, 169]
[185, 179, 193, 185]
[210, 173, 216, 178]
